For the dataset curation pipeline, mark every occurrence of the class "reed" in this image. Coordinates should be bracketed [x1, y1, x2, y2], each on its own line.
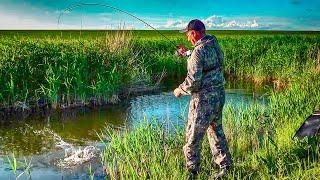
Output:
[0, 31, 319, 111]
[6, 153, 33, 179]
[1, 30, 320, 178]
[100, 71, 320, 179]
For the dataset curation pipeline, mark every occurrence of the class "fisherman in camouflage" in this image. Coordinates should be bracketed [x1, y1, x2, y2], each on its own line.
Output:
[174, 19, 232, 179]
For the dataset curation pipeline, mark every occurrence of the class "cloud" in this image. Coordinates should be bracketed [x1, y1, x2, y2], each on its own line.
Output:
[163, 16, 260, 30]
[162, 15, 320, 30]
[164, 20, 187, 28]
[0, 12, 54, 29]
[0, 11, 80, 30]
[204, 15, 259, 29]
[0, 5, 318, 31]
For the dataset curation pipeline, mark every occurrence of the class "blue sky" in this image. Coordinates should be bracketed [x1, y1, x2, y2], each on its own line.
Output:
[0, 0, 319, 30]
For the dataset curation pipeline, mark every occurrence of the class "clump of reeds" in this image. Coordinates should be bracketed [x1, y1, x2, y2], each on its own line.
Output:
[100, 70, 320, 179]
[0, 32, 319, 114]
[105, 29, 133, 53]
[6, 153, 32, 179]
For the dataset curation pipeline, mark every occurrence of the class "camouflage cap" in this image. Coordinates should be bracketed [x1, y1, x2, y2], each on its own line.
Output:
[179, 19, 206, 33]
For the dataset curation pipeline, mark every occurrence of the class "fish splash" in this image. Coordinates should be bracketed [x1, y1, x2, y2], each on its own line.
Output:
[56, 145, 100, 168]
[31, 126, 100, 168]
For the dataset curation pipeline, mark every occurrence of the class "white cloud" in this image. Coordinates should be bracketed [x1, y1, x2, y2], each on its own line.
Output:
[162, 15, 320, 30]
[0, 11, 96, 30]
[220, 19, 259, 28]
[203, 15, 226, 27]
[0, 7, 318, 30]
[163, 15, 260, 30]
[0, 12, 57, 29]
[164, 19, 187, 28]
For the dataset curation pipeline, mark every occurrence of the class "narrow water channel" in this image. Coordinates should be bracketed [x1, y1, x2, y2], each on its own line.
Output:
[0, 80, 269, 179]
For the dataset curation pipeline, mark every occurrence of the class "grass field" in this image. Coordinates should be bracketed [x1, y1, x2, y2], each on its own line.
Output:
[1, 30, 320, 179]
[0, 30, 319, 109]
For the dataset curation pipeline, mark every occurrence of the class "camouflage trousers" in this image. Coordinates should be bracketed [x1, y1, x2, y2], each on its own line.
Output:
[183, 87, 232, 172]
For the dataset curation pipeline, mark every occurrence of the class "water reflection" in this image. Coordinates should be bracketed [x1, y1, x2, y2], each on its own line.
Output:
[129, 89, 268, 128]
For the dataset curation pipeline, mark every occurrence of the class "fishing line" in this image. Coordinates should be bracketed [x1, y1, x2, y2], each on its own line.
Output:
[57, 2, 177, 48]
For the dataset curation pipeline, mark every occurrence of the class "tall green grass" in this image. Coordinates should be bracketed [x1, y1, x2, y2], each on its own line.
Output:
[97, 31, 320, 179]
[0, 31, 185, 109]
[100, 71, 320, 179]
[0, 31, 319, 109]
[6, 153, 32, 179]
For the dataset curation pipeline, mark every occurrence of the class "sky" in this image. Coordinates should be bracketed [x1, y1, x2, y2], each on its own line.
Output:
[0, 0, 319, 30]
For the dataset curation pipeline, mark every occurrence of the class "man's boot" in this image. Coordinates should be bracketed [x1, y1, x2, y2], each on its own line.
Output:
[212, 165, 231, 179]
[186, 170, 198, 180]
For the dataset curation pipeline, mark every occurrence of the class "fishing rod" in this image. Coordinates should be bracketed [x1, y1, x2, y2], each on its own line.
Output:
[57, 2, 177, 48]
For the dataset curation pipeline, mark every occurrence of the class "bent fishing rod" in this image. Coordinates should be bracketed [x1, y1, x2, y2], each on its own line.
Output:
[57, 2, 178, 48]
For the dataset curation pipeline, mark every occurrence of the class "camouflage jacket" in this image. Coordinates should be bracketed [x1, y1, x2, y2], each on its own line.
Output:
[179, 35, 224, 95]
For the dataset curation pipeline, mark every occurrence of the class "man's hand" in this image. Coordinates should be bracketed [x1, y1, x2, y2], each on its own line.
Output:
[176, 44, 186, 56]
[173, 88, 183, 98]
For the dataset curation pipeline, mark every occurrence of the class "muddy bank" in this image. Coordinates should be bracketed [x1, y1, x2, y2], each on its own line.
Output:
[0, 83, 165, 121]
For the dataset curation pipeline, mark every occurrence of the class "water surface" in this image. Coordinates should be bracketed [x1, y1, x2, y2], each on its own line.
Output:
[0, 80, 269, 179]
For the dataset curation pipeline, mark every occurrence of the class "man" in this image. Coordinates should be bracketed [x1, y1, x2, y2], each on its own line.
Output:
[174, 19, 232, 179]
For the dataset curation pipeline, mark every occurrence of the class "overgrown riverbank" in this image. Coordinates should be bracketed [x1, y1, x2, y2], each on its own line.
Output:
[1, 30, 320, 178]
[0, 31, 319, 117]
[100, 71, 320, 179]
[97, 31, 320, 179]
[0, 31, 186, 118]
